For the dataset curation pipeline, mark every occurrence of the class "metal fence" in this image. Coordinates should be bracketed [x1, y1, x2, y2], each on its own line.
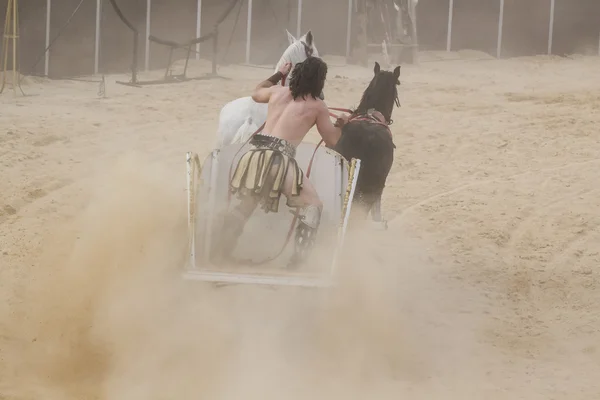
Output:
[419, 0, 600, 58]
[2, 0, 599, 79]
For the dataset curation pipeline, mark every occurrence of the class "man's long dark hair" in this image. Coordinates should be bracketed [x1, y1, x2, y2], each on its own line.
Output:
[289, 57, 327, 100]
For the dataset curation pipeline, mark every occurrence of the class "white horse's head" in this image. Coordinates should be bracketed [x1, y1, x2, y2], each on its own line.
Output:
[274, 30, 324, 100]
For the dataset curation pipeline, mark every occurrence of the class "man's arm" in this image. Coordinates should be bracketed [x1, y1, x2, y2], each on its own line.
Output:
[315, 101, 344, 148]
[251, 62, 292, 103]
[251, 72, 283, 103]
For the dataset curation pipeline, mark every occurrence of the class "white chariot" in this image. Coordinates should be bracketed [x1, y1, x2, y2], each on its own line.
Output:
[184, 141, 361, 288]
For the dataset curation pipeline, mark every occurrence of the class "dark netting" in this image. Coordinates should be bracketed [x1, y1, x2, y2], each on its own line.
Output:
[1, 0, 599, 78]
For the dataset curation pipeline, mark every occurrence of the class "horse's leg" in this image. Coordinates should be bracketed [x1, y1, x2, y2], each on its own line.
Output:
[352, 190, 388, 231]
[344, 191, 371, 232]
[371, 194, 382, 222]
[370, 193, 388, 230]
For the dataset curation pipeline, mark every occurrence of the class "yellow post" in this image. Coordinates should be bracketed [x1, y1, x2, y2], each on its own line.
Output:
[1, 0, 25, 96]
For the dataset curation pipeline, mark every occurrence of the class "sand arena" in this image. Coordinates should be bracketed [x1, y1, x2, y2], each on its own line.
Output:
[1, 51, 600, 399]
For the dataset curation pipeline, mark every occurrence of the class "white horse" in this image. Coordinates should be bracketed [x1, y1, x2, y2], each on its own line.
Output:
[216, 29, 321, 149]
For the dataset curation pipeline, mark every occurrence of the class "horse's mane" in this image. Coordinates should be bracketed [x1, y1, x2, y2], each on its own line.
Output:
[352, 70, 400, 124]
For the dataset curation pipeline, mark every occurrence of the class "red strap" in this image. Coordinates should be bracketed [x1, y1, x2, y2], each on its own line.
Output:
[328, 107, 353, 113]
[327, 107, 393, 139]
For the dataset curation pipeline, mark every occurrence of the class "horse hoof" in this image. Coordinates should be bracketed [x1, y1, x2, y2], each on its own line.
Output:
[370, 220, 388, 231]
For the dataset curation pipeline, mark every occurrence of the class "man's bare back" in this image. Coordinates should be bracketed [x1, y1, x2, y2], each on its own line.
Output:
[251, 62, 347, 148]
[261, 86, 337, 147]
[216, 57, 349, 267]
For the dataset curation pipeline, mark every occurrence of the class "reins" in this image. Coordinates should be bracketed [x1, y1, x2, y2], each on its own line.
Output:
[328, 107, 393, 138]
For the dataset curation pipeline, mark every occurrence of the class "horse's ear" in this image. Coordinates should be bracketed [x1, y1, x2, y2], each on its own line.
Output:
[374, 62, 380, 75]
[306, 30, 313, 46]
[393, 65, 401, 82]
[286, 29, 296, 45]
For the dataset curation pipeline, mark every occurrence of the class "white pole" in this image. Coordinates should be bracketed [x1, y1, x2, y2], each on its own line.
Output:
[296, 0, 302, 38]
[196, 0, 202, 60]
[547, 0, 555, 55]
[185, 152, 196, 270]
[446, 0, 453, 52]
[496, 0, 504, 58]
[330, 159, 361, 284]
[203, 150, 219, 265]
[345, 0, 352, 61]
[246, 0, 253, 64]
[409, 0, 418, 63]
[145, 0, 151, 71]
[94, 0, 101, 75]
[45, 0, 51, 76]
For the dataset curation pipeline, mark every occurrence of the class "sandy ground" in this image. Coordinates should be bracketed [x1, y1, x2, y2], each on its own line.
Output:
[1, 52, 600, 399]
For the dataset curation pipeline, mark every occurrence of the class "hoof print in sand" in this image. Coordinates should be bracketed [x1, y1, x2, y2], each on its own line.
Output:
[32, 135, 61, 147]
[28, 188, 47, 200]
[1, 204, 17, 216]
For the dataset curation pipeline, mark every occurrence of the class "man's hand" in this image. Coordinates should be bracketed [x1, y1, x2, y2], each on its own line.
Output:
[279, 62, 292, 76]
[334, 113, 350, 128]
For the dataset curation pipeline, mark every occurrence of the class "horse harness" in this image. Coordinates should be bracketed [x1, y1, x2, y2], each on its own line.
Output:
[248, 78, 393, 146]
[331, 108, 394, 141]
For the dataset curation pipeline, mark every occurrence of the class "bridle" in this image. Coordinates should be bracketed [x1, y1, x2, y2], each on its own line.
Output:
[301, 41, 314, 58]
[280, 41, 313, 86]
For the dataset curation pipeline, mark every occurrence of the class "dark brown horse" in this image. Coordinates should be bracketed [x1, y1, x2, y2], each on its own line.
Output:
[334, 62, 401, 227]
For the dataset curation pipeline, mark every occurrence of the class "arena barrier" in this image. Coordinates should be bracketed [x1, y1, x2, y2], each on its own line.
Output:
[108, 0, 239, 87]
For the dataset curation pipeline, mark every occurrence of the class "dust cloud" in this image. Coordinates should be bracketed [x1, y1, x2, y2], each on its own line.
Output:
[3, 2, 600, 397]
[0, 154, 491, 400]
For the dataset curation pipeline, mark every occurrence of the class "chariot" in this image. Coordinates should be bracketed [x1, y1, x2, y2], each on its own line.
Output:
[184, 141, 361, 288]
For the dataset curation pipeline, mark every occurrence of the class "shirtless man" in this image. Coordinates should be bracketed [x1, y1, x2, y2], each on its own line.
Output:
[212, 57, 349, 267]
